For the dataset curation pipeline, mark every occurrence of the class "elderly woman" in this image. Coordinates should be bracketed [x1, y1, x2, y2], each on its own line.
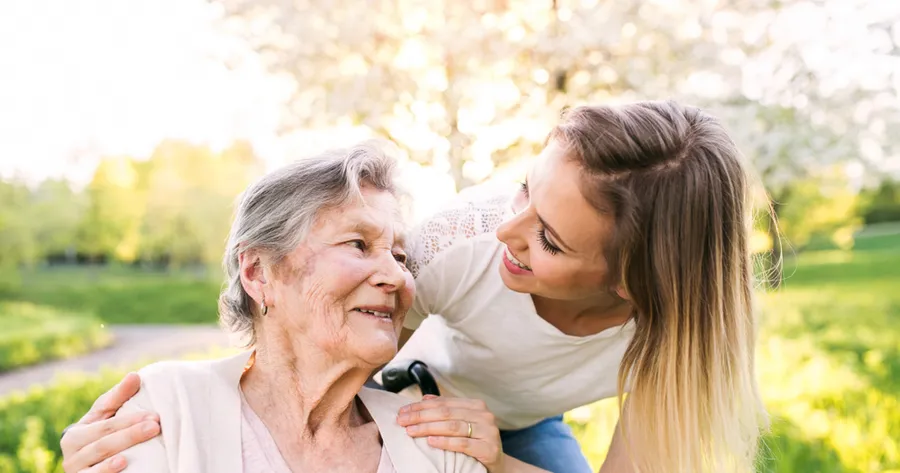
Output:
[75, 142, 486, 473]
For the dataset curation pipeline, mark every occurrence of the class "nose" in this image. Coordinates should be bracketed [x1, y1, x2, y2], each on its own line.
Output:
[496, 210, 530, 252]
[370, 250, 407, 292]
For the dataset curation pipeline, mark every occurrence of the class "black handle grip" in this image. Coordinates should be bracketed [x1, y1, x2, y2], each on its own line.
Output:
[381, 359, 441, 396]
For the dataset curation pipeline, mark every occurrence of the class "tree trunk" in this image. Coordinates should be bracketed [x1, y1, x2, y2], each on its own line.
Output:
[443, 53, 472, 191]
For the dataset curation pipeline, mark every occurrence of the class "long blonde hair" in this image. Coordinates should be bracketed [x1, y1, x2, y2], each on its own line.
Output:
[550, 101, 768, 473]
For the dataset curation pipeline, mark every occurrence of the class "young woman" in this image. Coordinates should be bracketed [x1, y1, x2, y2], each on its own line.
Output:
[61, 101, 768, 473]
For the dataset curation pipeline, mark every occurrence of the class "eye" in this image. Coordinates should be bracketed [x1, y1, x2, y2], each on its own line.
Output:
[536, 228, 562, 255]
[393, 252, 408, 265]
[512, 182, 530, 214]
[347, 240, 367, 251]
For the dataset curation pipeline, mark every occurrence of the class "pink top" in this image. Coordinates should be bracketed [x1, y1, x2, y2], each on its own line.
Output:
[239, 391, 396, 473]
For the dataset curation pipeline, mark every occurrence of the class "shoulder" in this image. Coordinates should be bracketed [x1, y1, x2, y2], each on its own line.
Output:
[137, 358, 215, 389]
[130, 359, 214, 411]
[406, 182, 516, 279]
[134, 351, 249, 406]
[358, 388, 486, 473]
[138, 351, 249, 384]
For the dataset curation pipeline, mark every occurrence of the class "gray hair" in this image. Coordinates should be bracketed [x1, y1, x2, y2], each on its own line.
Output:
[218, 139, 402, 345]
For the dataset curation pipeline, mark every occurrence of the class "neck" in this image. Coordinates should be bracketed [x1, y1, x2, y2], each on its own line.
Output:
[532, 292, 633, 336]
[240, 328, 374, 439]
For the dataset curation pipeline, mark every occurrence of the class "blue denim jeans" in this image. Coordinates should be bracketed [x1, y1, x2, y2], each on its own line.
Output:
[500, 415, 593, 473]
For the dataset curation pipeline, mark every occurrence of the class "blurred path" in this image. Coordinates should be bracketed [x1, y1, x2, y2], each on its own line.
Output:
[0, 325, 231, 397]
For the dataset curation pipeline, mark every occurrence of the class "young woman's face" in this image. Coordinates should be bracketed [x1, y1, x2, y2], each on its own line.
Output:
[496, 140, 618, 301]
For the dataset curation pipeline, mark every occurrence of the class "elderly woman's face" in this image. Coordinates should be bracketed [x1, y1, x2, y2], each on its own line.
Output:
[265, 185, 414, 367]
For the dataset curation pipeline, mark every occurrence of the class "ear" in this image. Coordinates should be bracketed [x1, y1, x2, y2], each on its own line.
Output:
[239, 250, 270, 306]
[614, 284, 631, 302]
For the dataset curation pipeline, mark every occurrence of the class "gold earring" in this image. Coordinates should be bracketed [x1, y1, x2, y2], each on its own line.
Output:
[261, 294, 268, 316]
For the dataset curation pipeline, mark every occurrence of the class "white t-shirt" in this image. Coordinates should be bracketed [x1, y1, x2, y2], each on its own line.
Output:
[396, 185, 635, 430]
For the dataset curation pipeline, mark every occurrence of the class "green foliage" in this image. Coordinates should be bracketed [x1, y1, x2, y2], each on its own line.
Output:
[0, 302, 111, 372]
[0, 139, 264, 271]
[9, 267, 221, 325]
[0, 367, 134, 472]
[76, 157, 147, 262]
[860, 180, 900, 225]
[567, 238, 900, 472]
[0, 180, 36, 293]
[0, 348, 237, 473]
[29, 180, 86, 261]
[776, 171, 864, 252]
[138, 140, 262, 269]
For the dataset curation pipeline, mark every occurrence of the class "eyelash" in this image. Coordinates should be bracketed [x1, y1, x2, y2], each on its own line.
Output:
[348, 240, 408, 266]
[537, 229, 561, 255]
[519, 182, 562, 255]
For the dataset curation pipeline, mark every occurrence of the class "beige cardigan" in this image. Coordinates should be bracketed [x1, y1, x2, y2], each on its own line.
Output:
[119, 351, 486, 473]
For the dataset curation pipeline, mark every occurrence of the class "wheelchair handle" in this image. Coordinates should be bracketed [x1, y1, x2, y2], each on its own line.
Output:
[381, 359, 440, 396]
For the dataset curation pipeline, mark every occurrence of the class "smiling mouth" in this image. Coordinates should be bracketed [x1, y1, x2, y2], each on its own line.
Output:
[504, 247, 532, 271]
[352, 307, 393, 320]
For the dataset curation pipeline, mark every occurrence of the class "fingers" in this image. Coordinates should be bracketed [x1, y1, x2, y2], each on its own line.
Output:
[80, 373, 142, 424]
[404, 419, 489, 439]
[426, 436, 501, 469]
[78, 455, 128, 473]
[399, 396, 489, 415]
[397, 405, 495, 427]
[63, 410, 157, 455]
[61, 413, 159, 473]
[397, 396, 503, 471]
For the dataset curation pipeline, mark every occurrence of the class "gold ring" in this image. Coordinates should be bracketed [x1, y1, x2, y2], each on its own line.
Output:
[467, 421, 473, 438]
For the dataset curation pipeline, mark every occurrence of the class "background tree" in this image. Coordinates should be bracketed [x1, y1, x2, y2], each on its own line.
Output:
[216, 0, 900, 288]
[0, 179, 35, 291]
[220, 0, 778, 189]
[30, 179, 86, 263]
[76, 157, 147, 263]
[140, 140, 264, 271]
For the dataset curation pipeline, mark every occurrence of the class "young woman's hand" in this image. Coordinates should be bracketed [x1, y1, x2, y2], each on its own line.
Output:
[397, 394, 504, 472]
[60, 372, 160, 473]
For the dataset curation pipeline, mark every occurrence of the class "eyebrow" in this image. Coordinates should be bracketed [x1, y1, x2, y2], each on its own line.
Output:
[350, 219, 379, 236]
[350, 220, 407, 250]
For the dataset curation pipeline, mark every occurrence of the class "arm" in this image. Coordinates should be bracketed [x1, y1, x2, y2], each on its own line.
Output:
[60, 373, 161, 473]
[598, 402, 636, 473]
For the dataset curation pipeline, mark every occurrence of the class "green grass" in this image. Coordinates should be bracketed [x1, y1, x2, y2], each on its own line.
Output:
[569, 233, 900, 472]
[4, 266, 221, 325]
[852, 221, 900, 252]
[0, 303, 111, 373]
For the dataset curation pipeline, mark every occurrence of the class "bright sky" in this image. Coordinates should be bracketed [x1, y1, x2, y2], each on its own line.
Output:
[0, 0, 467, 221]
[0, 0, 289, 186]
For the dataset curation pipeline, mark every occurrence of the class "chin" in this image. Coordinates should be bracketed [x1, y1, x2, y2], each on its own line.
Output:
[358, 341, 399, 367]
[498, 266, 533, 294]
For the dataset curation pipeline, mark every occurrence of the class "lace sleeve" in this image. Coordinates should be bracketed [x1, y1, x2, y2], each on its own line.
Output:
[405, 191, 512, 279]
